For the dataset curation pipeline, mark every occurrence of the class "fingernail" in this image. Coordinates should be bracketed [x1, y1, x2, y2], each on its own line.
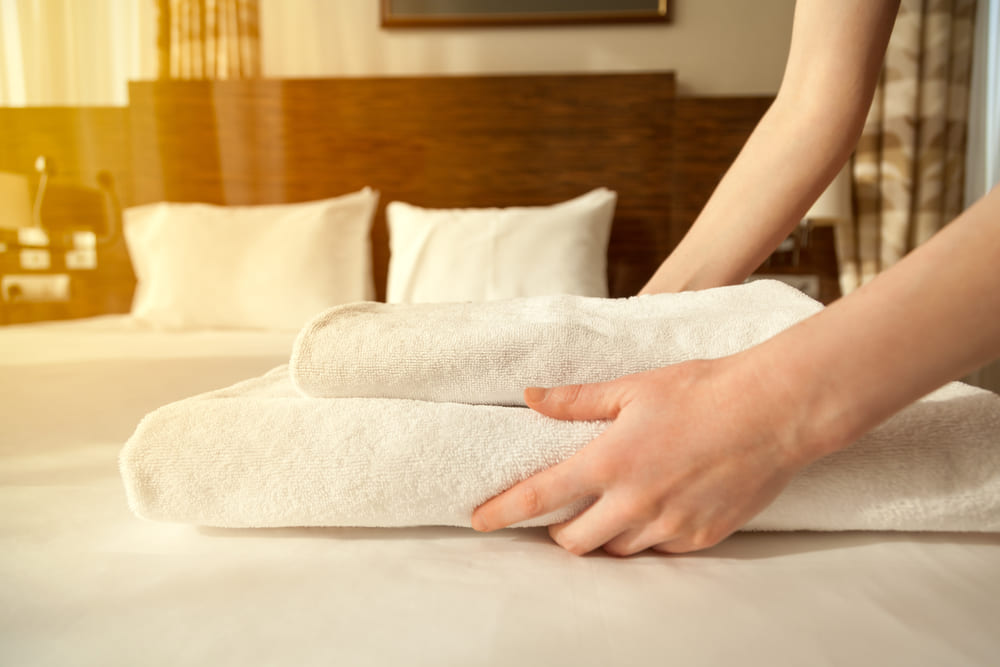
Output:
[524, 387, 550, 403]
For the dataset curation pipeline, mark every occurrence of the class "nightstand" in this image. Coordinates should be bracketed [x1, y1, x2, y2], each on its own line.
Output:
[0, 275, 77, 325]
[0, 227, 130, 325]
[752, 223, 841, 304]
[1, 166, 134, 324]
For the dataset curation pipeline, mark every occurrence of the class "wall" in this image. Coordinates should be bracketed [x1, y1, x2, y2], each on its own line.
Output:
[260, 0, 796, 95]
[0, 0, 796, 105]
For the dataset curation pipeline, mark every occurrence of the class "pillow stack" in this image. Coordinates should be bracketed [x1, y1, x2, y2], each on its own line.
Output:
[123, 187, 617, 331]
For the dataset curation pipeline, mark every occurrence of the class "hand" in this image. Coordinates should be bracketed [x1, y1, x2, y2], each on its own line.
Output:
[471, 357, 814, 556]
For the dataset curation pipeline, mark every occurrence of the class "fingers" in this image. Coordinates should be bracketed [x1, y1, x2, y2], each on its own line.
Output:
[472, 378, 629, 533]
[524, 379, 628, 422]
[603, 527, 726, 557]
[652, 541, 689, 555]
[650, 526, 733, 555]
[603, 527, 662, 558]
[471, 457, 597, 532]
[547, 499, 632, 556]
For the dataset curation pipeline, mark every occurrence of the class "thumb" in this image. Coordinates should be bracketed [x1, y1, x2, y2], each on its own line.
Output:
[524, 380, 626, 421]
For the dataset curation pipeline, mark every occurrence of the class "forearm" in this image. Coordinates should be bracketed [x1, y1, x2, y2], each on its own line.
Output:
[641, 101, 858, 294]
[641, 0, 899, 295]
[748, 187, 1000, 463]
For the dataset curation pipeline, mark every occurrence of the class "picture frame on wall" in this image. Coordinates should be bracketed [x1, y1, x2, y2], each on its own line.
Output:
[380, 0, 671, 28]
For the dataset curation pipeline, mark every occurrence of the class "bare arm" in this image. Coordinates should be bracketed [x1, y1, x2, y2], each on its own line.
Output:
[762, 187, 1000, 458]
[641, 0, 900, 294]
[472, 187, 1000, 556]
[470, 0, 1000, 556]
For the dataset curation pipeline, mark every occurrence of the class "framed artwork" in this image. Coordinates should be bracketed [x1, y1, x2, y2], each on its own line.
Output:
[380, 0, 670, 28]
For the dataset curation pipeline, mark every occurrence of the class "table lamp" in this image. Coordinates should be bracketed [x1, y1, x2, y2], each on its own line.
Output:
[807, 162, 853, 226]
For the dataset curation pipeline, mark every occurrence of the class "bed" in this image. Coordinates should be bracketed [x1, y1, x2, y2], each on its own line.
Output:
[2, 73, 998, 666]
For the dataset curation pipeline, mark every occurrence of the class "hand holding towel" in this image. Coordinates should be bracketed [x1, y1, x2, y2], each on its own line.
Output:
[120, 366, 1000, 532]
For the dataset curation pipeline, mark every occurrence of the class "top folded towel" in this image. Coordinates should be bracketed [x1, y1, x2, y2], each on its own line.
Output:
[290, 280, 824, 405]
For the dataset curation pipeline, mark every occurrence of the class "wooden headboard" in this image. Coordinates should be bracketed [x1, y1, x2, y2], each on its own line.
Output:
[0, 74, 777, 317]
[126, 75, 782, 301]
[129, 74, 679, 299]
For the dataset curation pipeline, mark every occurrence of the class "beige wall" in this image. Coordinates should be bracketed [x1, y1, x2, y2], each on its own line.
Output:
[261, 0, 796, 96]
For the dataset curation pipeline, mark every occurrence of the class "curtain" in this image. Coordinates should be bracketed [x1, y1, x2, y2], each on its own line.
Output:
[156, 0, 261, 80]
[836, 0, 978, 296]
[0, 0, 156, 106]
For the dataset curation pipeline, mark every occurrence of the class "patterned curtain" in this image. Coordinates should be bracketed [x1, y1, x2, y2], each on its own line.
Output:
[155, 0, 261, 80]
[836, 0, 977, 295]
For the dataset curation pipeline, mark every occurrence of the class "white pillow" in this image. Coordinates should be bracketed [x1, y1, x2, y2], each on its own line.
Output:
[386, 188, 616, 303]
[124, 188, 378, 330]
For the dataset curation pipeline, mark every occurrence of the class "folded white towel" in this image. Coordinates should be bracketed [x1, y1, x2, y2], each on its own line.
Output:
[290, 280, 824, 405]
[122, 367, 598, 529]
[120, 365, 1000, 531]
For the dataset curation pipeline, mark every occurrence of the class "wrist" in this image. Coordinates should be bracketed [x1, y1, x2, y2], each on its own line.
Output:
[640, 256, 745, 296]
[726, 341, 858, 470]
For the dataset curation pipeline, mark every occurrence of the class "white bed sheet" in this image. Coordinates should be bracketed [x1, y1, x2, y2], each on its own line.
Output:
[1, 317, 998, 666]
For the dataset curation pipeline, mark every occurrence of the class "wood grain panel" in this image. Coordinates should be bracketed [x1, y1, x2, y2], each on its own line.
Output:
[671, 97, 772, 247]
[129, 74, 676, 299]
[673, 97, 841, 302]
[1, 83, 781, 322]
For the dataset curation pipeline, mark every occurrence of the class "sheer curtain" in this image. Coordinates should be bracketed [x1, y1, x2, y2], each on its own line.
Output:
[0, 0, 156, 106]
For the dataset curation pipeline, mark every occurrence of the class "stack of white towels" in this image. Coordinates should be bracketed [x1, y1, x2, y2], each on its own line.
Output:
[120, 280, 1000, 532]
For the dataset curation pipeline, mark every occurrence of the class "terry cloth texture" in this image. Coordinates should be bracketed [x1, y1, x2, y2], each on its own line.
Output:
[120, 365, 1000, 531]
[289, 280, 825, 405]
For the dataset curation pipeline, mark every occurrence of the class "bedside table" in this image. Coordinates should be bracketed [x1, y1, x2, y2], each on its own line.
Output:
[1, 273, 72, 324]
[752, 224, 841, 304]
[0, 227, 133, 325]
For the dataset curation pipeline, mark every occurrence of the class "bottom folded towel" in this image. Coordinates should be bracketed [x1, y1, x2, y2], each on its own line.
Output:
[120, 365, 1000, 532]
